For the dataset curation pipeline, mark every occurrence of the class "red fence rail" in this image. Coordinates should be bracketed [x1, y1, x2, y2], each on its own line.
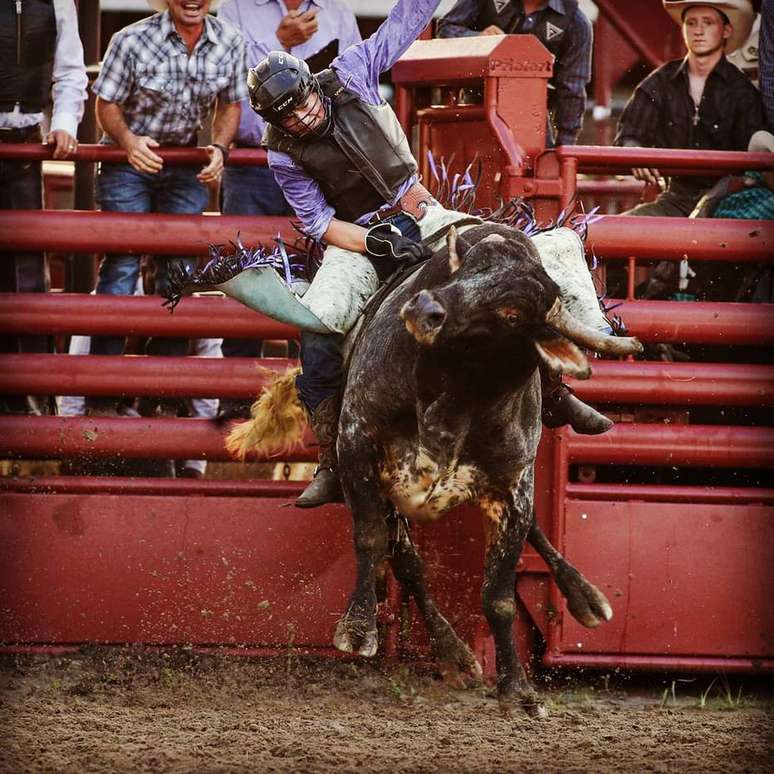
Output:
[1, 294, 770, 345]
[1, 416, 770, 466]
[0, 211, 770, 260]
[0, 355, 770, 406]
[557, 145, 774, 175]
[0, 143, 268, 166]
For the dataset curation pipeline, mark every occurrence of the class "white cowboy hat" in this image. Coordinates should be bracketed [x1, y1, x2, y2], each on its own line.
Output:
[748, 130, 774, 153]
[663, 0, 755, 53]
[148, 0, 221, 11]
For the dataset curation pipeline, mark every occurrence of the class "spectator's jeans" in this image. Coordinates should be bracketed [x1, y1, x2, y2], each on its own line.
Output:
[0, 127, 49, 356]
[623, 180, 705, 217]
[221, 163, 293, 359]
[91, 163, 208, 357]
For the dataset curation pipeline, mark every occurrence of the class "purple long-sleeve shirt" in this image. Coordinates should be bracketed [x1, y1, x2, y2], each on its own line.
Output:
[218, 0, 362, 147]
[269, 0, 441, 240]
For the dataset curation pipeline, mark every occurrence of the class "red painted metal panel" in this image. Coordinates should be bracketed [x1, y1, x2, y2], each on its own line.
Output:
[594, 0, 683, 68]
[0, 493, 353, 646]
[543, 654, 774, 673]
[393, 36, 553, 84]
[0, 210, 296, 255]
[552, 500, 773, 660]
[565, 484, 774, 506]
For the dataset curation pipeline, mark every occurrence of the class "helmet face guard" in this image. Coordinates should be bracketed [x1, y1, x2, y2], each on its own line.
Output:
[248, 52, 331, 138]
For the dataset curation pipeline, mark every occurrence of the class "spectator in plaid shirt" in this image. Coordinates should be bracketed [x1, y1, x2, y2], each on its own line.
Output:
[87, 0, 246, 416]
[437, 1, 593, 146]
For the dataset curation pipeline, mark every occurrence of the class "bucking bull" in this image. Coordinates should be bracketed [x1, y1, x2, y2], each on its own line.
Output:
[224, 223, 642, 716]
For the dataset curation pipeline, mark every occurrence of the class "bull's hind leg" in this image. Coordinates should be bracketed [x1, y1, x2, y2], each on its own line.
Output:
[528, 520, 612, 628]
[388, 515, 482, 685]
[333, 430, 390, 658]
[481, 487, 547, 718]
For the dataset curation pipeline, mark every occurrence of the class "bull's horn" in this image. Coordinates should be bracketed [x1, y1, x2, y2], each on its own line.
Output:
[546, 299, 643, 356]
[447, 226, 461, 274]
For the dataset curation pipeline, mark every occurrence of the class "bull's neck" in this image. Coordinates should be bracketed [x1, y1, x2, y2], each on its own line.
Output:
[416, 335, 540, 401]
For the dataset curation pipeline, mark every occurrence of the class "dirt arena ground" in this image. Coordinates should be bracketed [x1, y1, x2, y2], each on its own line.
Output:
[1, 651, 771, 774]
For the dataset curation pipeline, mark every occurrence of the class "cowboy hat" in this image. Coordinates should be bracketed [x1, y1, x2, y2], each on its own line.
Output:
[148, 0, 221, 11]
[663, 0, 755, 53]
[748, 130, 774, 153]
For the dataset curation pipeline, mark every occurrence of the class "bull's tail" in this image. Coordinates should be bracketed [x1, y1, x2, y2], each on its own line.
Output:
[225, 367, 306, 461]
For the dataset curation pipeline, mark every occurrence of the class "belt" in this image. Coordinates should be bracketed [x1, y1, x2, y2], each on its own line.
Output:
[366, 181, 435, 226]
[0, 124, 41, 143]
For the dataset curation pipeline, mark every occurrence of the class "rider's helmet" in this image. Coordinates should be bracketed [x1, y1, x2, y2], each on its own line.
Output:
[247, 51, 331, 138]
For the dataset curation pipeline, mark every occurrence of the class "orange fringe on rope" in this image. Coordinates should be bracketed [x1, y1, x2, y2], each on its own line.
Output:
[225, 367, 306, 461]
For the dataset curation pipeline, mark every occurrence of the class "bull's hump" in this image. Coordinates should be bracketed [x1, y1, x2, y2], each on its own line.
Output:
[379, 447, 478, 521]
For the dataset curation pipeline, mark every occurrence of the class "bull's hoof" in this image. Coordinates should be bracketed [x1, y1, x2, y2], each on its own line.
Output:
[558, 567, 613, 628]
[498, 695, 548, 720]
[522, 698, 549, 719]
[333, 616, 378, 658]
[435, 638, 483, 688]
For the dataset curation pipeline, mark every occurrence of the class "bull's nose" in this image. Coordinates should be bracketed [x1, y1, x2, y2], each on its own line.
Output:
[400, 290, 447, 345]
[415, 290, 447, 327]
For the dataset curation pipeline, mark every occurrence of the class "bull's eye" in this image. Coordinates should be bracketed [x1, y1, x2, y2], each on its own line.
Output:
[498, 307, 521, 326]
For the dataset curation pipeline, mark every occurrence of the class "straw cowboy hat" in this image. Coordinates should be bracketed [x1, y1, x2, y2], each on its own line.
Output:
[148, 0, 221, 11]
[663, 0, 756, 53]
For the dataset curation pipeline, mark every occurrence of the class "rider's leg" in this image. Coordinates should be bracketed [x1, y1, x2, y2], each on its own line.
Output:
[294, 331, 345, 507]
[539, 363, 612, 435]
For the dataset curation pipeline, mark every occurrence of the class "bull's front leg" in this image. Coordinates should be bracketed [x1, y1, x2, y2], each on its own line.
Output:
[481, 474, 547, 718]
[333, 420, 390, 658]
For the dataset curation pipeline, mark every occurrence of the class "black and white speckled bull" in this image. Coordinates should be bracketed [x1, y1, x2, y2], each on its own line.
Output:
[233, 223, 642, 716]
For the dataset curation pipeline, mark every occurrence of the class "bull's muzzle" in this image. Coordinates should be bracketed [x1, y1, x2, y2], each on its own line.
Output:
[400, 289, 447, 345]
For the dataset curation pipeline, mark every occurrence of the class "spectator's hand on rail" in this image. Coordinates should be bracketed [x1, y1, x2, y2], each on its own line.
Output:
[198, 145, 225, 184]
[480, 25, 505, 36]
[632, 167, 663, 190]
[47, 129, 78, 160]
[125, 135, 163, 174]
[277, 9, 319, 48]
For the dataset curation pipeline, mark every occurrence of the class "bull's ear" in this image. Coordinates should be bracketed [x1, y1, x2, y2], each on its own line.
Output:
[534, 334, 592, 379]
[447, 226, 462, 274]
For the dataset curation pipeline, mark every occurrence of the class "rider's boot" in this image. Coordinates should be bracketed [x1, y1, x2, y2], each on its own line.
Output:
[541, 367, 613, 435]
[295, 394, 345, 508]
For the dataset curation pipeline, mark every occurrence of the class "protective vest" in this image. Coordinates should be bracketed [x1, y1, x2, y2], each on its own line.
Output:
[263, 69, 417, 224]
[0, 0, 57, 112]
[477, 0, 578, 57]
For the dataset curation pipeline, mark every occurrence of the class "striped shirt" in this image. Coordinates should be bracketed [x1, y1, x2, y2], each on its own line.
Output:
[93, 10, 247, 145]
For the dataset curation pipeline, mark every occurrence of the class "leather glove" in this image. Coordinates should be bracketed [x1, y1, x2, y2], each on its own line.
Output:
[365, 223, 431, 265]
